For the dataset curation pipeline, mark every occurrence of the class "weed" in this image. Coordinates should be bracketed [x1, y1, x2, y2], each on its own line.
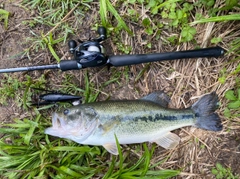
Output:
[116, 42, 132, 54]
[0, 9, 10, 29]
[22, 0, 92, 26]
[218, 68, 227, 84]
[100, 0, 132, 34]
[0, 73, 47, 108]
[167, 35, 178, 44]
[83, 71, 100, 103]
[196, 0, 215, 9]
[212, 163, 239, 179]
[211, 37, 222, 44]
[42, 33, 64, 63]
[127, 8, 140, 23]
[0, 74, 23, 106]
[180, 26, 196, 42]
[21, 0, 92, 60]
[151, 0, 182, 15]
[224, 89, 240, 118]
[142, 18, 155, 36]
[229, 38, 240, 59]
[219, 0, 240, 11]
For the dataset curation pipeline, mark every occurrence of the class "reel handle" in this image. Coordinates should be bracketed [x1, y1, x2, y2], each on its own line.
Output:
[97, 27, 107, 41]
[68, 40, 77, 54]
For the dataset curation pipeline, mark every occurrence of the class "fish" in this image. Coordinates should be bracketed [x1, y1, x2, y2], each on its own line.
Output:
[45, 91, 222, 155]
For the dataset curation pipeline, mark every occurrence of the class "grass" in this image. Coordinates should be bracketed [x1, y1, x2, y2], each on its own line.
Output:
[21, 0, 92, 61]
[0, 0, 240, 178]
[211, 163, 239, 179]
[0, 9, 10, 29]
[0, 74, 23, 105]
[99, 0, 132, 34]
[224, 89, 240, 118]
[191, 14, 240, 25]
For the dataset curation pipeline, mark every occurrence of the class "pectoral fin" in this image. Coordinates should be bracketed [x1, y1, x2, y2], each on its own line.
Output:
[140, 91, 170, 108]
[153, 132, 180, 149]
[103, 143, 119, 155]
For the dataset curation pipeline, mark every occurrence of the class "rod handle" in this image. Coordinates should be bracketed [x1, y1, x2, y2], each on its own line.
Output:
[108, 46, 224, 67]
[59, 60, 82, 71]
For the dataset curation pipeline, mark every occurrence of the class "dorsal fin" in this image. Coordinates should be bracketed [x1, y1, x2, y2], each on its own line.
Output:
[140, 91, 170, 108]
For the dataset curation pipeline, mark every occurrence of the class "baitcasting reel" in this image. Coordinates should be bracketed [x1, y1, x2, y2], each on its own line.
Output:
[68, 27, 107, 68]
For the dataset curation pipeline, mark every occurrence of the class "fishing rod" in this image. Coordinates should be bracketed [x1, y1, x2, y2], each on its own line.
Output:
[0, 27, 224, 73]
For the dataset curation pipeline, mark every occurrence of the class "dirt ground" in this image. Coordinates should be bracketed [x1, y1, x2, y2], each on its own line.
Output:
[0, 1, 239, 178]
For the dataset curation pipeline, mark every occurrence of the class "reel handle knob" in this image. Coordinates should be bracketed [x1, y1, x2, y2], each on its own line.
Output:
[97, 27, 107, 40]
[68, 40, 77, 54]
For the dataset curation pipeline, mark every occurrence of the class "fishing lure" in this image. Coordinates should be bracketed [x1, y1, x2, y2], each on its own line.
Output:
[31, 88, 82, 106]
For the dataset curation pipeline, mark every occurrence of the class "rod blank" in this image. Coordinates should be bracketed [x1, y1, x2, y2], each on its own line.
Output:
[0, 64, 59, 73]
[0, 60, 82, 73]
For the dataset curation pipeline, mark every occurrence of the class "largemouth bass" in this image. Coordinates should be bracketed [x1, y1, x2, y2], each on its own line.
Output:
[45, 91, 222, 155]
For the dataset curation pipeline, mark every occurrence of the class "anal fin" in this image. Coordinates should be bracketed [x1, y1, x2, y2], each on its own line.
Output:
[153, 132, 180, 149]
[103, 143, 119, 155]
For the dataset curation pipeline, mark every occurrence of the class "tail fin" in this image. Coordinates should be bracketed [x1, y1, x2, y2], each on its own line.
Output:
[191, 92, 222, 131]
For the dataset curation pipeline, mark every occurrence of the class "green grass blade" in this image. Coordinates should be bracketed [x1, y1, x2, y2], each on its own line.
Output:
[232, 63, 240, 75]
[84, 71, 90, 103]
[106, 0, 132, 35]
[22, 76, 32, 109]
[47, 42, 61, 63]
[42, 33, 61, 62]
[59, 165, 83, 177]
[124, 153, 145, 172]
[102, 157, 117, 179]
[135, 63, 150, 82]
[51, 146, 97, 153]
[141, 143, 151, 176]
[230, 37, 240, 54]
[145, 169, 180, 178]
[100, 0, 108, 26]
[37, 104, 55, 110]
[24, 116, 40, 145]
[115, 134, 123, 173]
[0, 128, 24, 134]
[191, 14, 240, 25]
[0, 9, 10, 29]
[120, 170, 143, 178]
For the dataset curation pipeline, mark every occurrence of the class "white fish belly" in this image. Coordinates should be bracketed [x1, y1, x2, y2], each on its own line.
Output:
[80, 119, 194, 145]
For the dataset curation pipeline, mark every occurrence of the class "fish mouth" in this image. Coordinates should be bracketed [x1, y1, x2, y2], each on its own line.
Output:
[52, 113, 64, 129]
[45, 113, 65, 137]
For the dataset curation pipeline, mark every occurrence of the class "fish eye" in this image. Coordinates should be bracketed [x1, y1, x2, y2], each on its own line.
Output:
[63, 109, 69, 115]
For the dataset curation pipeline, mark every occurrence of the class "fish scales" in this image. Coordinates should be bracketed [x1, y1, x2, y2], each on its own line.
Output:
[87, 100, 196, 135]
[45, 91, 222, 155]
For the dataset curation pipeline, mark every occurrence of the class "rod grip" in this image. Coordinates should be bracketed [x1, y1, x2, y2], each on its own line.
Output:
[59, 60, 81, 71]
[108, 46, 224, 67]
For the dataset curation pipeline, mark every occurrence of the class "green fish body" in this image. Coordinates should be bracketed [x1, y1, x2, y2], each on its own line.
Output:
[45, 91, 222, 155]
